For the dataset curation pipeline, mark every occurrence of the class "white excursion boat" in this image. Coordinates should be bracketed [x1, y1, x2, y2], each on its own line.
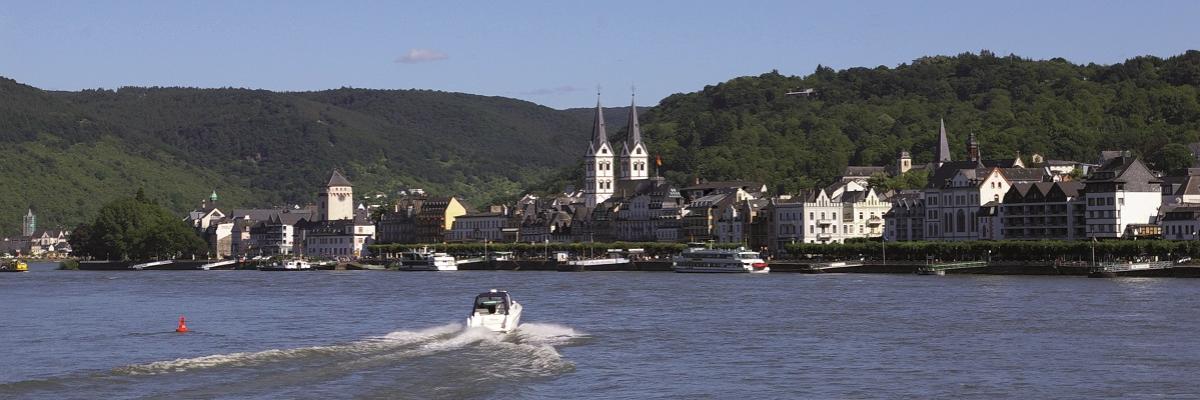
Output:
[672, 248, 769, 273]
[258, 259, 313, 271]
[466, 289, 522, 333]
[391, 249, 458, 271]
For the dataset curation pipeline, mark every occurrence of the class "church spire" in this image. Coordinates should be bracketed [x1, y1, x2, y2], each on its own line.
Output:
[589, 93, 608, 153]
[937, 118, 951, 164]
[625, 92, 642, 151]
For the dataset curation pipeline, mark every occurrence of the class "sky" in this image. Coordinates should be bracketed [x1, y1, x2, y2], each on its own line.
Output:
[1, 1, 1198, 109]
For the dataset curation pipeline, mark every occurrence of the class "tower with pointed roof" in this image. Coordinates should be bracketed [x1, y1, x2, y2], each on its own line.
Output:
[584, 95, 615, 208]
[619, 93, 650, 183]
[937, 118, 952, 166]
[318, 170, 354, 221]
[967, 132, 980, 162]
[22, 208, 35, 237]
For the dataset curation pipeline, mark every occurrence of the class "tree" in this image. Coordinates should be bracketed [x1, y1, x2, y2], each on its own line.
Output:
[69, 195, 208, 260]
[1151, 143, 1194, 176]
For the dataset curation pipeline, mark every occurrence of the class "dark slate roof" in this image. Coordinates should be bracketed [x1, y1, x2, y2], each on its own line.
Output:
[328, 170, 353, 187]
[1085, 156, 1162, 191]
[926, 161, 983, 189]
[589, 98, 608, 151]
[624, 95, 642, 150]
[1000, 168, 1047, 183]
[839, 190, 868, 203]
[1163, 173, 1200, 197]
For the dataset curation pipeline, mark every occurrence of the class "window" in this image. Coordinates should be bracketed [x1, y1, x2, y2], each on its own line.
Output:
[1119, 198, 1125, 206]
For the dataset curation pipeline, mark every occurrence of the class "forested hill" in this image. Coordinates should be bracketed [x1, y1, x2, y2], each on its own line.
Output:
[0, 77, 633, 234]
[642, 50, 1200, 193]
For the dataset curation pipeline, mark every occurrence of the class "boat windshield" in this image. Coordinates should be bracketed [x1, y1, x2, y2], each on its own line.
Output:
[737, 252, 761, 259]
[474, 296, 508, 315]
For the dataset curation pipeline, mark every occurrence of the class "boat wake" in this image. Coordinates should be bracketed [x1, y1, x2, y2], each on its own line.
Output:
[1, 322, 589, 398]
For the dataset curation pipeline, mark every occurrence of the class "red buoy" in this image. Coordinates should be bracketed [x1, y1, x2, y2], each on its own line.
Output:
[175, 316, 189, 333]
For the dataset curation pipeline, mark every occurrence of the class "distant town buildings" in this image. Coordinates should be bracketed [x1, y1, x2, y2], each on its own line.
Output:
[167, 99, 1200, 260]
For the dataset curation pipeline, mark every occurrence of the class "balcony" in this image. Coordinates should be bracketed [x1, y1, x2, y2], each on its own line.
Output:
[816, 233, 833, 241]
[866, 216, 883, 226]
[816, 219, 834, 227]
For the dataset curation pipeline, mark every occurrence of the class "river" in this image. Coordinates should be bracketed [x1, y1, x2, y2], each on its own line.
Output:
[2, 264, 1198, 399]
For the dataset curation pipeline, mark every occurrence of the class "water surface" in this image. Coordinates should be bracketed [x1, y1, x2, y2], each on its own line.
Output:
[2, 266, 1197, 399]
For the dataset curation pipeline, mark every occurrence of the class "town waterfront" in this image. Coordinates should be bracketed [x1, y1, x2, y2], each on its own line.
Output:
[2, 267, 1200, 398]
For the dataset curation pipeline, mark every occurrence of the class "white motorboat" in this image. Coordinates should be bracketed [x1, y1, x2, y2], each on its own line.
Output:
[466, 289, 522, 333]
[672, 248, 769, 273]
[258, 259, 312, 271]
[391, 249, 457, 271]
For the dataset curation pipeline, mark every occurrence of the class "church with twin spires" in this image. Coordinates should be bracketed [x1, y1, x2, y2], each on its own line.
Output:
[583, 93, 650, 208]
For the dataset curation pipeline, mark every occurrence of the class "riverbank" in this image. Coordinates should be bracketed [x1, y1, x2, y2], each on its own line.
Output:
[31, 259, 1200, 277]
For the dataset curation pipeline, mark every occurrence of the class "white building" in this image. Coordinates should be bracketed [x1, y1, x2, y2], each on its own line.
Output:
[318, 170, 354, 221]
[583, 97, 615, 208]
[1083, 154, 1162, 239]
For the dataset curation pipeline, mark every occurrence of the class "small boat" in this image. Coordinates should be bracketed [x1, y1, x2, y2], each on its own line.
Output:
[390, 249, 457, 271]
[466, 289, 522, 333]
[258, 259, 313, 271]
[0, 259, 28, 272]
[672, 248, 769, 273]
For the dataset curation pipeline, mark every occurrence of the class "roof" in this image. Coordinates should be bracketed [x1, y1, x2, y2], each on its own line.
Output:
[589, 97, 608, 152]
[1085, 155, 1162, 191]
[682, 181, 765, 192]
[328, 170, 353, 187]
[624, 95, 642, 150]
[1000, 168, 1047, 183]
[937, 118, 951, 163]
[843, 166, 886, 177]
[927, 161, 983, 189]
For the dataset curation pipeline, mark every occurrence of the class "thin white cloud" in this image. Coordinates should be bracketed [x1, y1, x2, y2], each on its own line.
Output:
[519, 85, 585, 96]
[395, 48, 448, 64]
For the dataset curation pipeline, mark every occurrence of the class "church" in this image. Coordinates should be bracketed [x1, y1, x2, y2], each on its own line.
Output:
[583, 93, 651, 208]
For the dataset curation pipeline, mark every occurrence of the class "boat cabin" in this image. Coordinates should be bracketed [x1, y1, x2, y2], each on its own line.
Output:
[472, 290, 512, 316]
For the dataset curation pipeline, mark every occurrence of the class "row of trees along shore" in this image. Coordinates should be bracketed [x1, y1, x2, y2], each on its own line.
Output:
[785, 240, 1200, 262]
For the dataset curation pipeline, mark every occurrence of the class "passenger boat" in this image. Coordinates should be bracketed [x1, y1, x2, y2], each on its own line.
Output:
[258, 259, 313, 271]
[672, 248, 769, 273]
[0, 259, 28, 272]
[466, 289, 522, 333]
[390, 249, 457, 271]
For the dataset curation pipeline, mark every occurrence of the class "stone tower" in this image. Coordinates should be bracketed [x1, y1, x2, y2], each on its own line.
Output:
[898, 151, 912, 174]
[22, 209, 35, 237]
[318, 170, 354, 221]
[584, 96, 614, 208]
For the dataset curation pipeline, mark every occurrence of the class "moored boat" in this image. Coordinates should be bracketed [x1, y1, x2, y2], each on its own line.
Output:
[466, 289, 522, 333]
[258, 259, 313, 271]
[672, 248, 769, 273]
[0, 259, 28, 272]
[390, 249, 457, 271]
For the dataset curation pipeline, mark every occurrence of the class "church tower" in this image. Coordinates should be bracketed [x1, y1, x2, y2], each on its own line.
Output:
[584, 95, 614, 208]
[937, 118, 952, 166]
[318, 170, 354, 221]
[619, 93, 650, 182]
[22, 209, 35, 237]
[967, 132, 980, 162]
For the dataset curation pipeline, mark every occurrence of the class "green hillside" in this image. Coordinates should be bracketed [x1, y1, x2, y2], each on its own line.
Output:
[0, 78, 631, 234]
[642, 50, 1200, 193]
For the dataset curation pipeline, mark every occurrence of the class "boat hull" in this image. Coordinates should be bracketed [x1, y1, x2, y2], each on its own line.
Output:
[672, 265, 769, 273]
[467, 302, 522, 333]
